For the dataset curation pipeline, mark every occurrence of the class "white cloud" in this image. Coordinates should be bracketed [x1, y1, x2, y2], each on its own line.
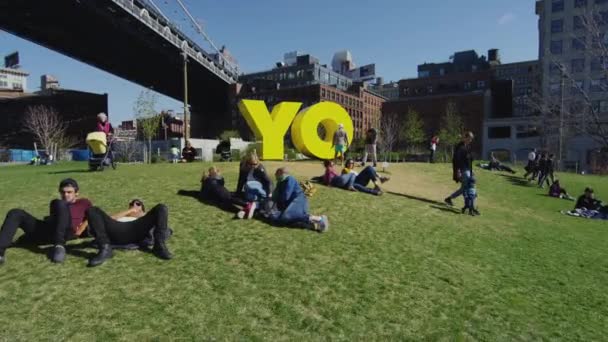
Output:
[498, 12, 515, 25]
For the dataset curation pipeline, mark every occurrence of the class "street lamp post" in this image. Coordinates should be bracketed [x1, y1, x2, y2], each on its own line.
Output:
[558, 68, 565, 171]
[182, 51, 189, 141]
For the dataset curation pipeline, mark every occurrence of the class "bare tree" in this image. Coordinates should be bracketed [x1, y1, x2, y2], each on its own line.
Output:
[379, 112, 401, 161]
[22, 105, 71, 160]
[113, 139, 143, 163]
[134, 89, 160, 163]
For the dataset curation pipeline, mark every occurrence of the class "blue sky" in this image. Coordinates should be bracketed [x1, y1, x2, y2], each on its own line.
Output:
[0, 0, 539, 123]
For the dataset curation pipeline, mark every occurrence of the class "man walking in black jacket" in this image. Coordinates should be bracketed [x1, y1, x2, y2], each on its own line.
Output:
[444, 132, 478, 214]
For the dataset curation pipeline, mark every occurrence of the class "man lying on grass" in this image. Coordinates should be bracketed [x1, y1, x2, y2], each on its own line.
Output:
[85, 200, 173, 267]
[0, 178, 92, 265]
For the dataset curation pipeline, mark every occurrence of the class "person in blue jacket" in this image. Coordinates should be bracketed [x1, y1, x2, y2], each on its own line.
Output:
[266, 167, 329, 232]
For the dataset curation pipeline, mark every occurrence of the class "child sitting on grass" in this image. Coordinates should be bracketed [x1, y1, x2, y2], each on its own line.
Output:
[462, 175, 480, 216]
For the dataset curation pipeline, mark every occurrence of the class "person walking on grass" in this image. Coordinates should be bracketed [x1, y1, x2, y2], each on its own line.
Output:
[444, 131, 476, 210]
[263, 167, 329, 232]
[0, 178, 91, 265]
[523, 148, 537, 179]
[333, 123, 349, 166]
[362, 128, 378, 167]
[539, 154, 556, 187]
[429, 135, 439, 163]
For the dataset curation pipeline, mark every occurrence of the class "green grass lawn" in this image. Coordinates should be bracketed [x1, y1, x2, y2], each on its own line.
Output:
[0, 161, 607, 340]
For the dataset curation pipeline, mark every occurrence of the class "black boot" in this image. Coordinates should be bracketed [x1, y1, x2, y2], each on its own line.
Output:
[153, 241, 173, 260]
[88, 244, 113, 267]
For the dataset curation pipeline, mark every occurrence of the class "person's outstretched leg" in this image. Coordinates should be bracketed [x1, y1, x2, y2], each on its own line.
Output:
[445, 170, 470, 205]
[372, 145, 378, 167]
[86, 206, 117, 267]
[49, 199, 73, 263]
[354, 166, 376, 187]
[0, 209, 48, 265]
[129, 204, 172, 260]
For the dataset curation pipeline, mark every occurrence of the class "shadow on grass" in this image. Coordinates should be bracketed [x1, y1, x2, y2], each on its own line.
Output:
[47, 169, 90, 175]
[177, 189, 242, 215]
[429, 205, 462, 215]
[386, 191, 446, 206]
[10, 239, 96, 260]
[498, 174, 535, 187]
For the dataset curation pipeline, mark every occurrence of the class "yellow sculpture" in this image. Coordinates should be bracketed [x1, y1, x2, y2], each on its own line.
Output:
[238, 99, 354, 160]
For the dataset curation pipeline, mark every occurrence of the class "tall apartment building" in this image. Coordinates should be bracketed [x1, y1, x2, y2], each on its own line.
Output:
[536, 0, 608, 167]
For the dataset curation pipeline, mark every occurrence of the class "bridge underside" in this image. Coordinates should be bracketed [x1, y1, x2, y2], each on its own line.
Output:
[0, 0, 232, 138]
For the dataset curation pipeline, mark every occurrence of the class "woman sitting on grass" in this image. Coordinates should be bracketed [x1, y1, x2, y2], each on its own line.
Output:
[341, 159, 389, 196]
[548, 180, 574, 201]
[262, 167, 329, 232]
[322, 160, 357, 191]
[200, 166, 250, 217]
[235, 152, 273, 216]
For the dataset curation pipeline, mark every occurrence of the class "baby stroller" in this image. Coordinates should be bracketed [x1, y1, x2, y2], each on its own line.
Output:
[86, 132, 116, 171]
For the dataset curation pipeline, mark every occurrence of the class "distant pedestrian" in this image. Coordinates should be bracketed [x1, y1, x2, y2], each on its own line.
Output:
[362, 128, 378, 167]
[523, 148, 537, 179]
[333, 123, 349, 166]
[429, 135, 439, 163]
[170, 145, 179, 164]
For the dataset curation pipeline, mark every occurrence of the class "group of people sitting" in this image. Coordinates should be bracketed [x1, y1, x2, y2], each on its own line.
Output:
[198, 151, 393, 231]
[200, 152, 329, 231]
[0, 178, 173, 267]
[169, 141, 198, 163]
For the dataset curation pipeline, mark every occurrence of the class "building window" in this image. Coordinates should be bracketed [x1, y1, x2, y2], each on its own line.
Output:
[573, 16, 585, 30]
[572, 36, 586, 50]
[427, 86, 433, 93]
[571, 80, 584, 94]
[0, 80, 7, 88]
[551, 19, 564, 33]
[597, 11, 608, 25]
[477, 80, 486, 88]
[550, 40, 563, 54]
[571, 58, 585, 73]
[550, 82, 562, 96]
[575, 0, 588, 6]
[590, 78, 606, 92]
[403, 87, 410, 95]
[600, 100, 608, 112]
[552, 0, 564, 12]
[516, 125, 540, 138]
[488, 126, 511, 139]
[464, 81, 472, 90]
[321, 88, 326, 98]
[597, 0, 608, 4]
[591, 57, 606, 71]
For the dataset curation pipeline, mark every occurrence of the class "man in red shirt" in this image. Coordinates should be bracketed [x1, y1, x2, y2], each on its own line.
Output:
[0, 178, 92, 265]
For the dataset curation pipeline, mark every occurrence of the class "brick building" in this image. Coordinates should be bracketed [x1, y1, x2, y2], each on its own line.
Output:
[231, 82, 385, 141]
[0, 88, 108, 148]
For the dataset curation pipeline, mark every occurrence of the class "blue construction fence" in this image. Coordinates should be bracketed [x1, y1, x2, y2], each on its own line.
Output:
[0, 149, 92, 162]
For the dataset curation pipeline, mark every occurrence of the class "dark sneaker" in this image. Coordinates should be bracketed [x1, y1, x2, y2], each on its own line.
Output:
[88, 244, 113, 267]
[444, 197, 454, 206]
[153, 242, 173, 260]
[51, 245, 66, 263]
[461, 207, 466, 214]
[380, 176, 390, 183]
[471, 208, 480, 216]
[374, 189, 383, 196]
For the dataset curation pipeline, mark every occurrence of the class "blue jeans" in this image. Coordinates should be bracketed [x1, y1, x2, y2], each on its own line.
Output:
[244, 181, 267, 202]
[448, 170, 471, 199]
[331, 173, 356, 188]
[355, 166, 378, 187]
[269, 194, 310, 227]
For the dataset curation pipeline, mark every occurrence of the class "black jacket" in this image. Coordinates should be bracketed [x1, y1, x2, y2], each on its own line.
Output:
[575, 195, 602, 211]
[452, 142, 473, 182]
[235, 163, 273, 196]
[200, 176, 230, 202]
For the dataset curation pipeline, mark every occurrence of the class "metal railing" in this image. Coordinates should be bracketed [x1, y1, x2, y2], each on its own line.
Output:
[111, 0, 237, 84]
